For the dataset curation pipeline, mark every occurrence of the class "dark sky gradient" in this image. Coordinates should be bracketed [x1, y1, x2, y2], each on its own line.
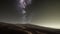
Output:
[0, 0, 22, 24]
[0, 0, 60, 29]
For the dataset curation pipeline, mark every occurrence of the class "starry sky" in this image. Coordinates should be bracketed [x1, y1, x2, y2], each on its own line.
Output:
[0, 0, 60, 29]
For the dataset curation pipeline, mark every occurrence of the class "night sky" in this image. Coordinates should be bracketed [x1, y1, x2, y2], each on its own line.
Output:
[0, 0, 60, 29]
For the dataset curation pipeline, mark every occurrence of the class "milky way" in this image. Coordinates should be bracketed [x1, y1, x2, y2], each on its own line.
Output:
[16, 0, 32, 24]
